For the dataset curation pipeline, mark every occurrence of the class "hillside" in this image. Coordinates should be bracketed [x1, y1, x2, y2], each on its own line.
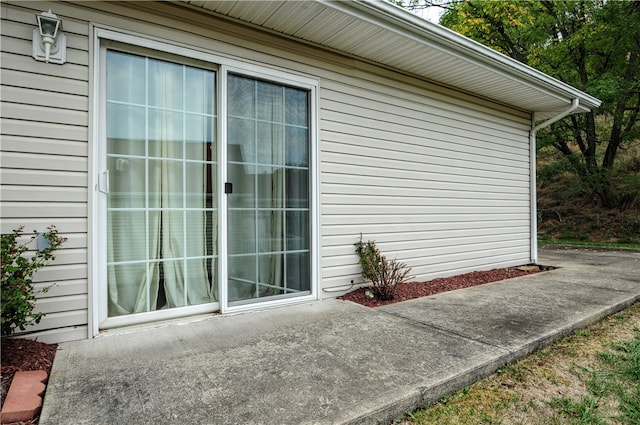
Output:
[537, 145, 640, 246]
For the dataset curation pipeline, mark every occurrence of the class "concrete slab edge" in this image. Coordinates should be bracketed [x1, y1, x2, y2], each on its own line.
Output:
[39, 342, 71, 425]
[343, 294, 640, 425]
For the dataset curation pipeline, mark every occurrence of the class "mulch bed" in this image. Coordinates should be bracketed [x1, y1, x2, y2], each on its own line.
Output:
[1, 338, 57, 425]
[338, 266, 548, 308]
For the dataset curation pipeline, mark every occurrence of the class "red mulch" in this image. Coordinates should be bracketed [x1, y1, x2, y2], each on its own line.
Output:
[1, 338, 57, 425]
[339, 266, 547, 308]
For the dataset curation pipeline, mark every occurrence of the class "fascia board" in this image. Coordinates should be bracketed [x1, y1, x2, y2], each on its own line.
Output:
[327, 0, 602, 111]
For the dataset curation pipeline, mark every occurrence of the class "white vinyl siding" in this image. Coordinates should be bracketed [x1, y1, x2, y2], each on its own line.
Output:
[318, 78, 531, 291]
[1, 2, 90, 343]
[1, 0, 532, 342]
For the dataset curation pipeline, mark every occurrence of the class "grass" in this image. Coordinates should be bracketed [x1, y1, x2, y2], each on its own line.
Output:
[538, 239, 640, 251]
[402, 303, 640, 425]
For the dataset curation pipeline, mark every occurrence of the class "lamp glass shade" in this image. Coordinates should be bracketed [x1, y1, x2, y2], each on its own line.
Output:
[36, 11, 61, 38]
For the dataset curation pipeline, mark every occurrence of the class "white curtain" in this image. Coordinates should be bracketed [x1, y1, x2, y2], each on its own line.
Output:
[228, 77, 287, 299]
[268, 168, 284, 291]
[262, 81, 285, 296]
[107, 52, 214, 316]
[226, 76, 311, 301]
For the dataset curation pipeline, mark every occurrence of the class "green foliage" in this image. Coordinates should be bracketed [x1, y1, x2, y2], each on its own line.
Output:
[1, 226, 66, 336]
[537, 154, 580, 183]
[436, 0, 640, 208]
[620, 387, 640, 424]
[551, 395, 606, 425]
[536, 148, 640, 245]
[440, 0, 542, 64]
[354, 235, 381, 283]
[354, 234, 412, 301]
[616, 334, 640, 381]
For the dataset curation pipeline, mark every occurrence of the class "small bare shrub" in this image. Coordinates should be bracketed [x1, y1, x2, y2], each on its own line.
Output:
[354, 234, 412, 301]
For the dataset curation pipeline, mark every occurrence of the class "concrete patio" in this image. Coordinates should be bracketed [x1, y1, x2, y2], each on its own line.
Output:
[39, 247, 640, 425]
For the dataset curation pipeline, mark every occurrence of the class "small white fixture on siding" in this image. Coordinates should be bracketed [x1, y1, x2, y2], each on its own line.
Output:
[32, 10, 66, 64]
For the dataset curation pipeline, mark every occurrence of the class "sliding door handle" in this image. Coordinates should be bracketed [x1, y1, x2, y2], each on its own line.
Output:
[98, 170, 109, 194]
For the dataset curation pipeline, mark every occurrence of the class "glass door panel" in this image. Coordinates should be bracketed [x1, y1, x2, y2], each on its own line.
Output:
[227, 74, 311, 304]
[105, 50, 218, 318]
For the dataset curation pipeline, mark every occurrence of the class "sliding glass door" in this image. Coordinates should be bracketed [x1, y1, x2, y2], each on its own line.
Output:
[105, 50, 218, 319]
[226, 74, 311, 305]
[99, 41, 315, 328]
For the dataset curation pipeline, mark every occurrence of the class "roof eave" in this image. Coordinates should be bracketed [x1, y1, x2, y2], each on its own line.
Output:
[176, 0, 601, 115]
[337, 0, 602, 111]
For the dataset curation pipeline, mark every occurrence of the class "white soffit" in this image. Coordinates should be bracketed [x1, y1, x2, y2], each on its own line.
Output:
[181, 0, 601, 119]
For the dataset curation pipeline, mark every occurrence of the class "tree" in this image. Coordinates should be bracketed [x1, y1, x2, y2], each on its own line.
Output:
[404, 0, 640, 207]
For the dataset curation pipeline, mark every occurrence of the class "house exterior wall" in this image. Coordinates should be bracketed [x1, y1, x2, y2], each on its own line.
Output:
[0, 1, 532, 343]
[1, 1, 92, 343]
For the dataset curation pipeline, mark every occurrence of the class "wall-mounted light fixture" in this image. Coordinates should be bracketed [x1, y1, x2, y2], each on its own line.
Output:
[32, 9, 66, 64]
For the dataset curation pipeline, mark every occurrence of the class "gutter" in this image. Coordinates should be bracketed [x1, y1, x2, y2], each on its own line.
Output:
[529, 98, 580, 263]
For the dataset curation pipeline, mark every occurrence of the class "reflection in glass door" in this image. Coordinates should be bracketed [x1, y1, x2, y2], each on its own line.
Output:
[105, 50, 218, 318]
[227, 74, 311, 304]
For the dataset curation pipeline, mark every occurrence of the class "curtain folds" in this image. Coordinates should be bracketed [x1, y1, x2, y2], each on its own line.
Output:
[107, 51, 215, 317]
[227, 75, 308, 301]
[106, 51, 309, 317]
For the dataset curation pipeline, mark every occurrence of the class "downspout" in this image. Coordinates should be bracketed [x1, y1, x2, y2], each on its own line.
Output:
[529, 98, 580, 263]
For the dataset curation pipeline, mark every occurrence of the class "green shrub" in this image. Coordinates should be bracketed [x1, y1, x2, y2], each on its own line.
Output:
[1, 226, 66, 336]
[354, 235, 381, 282]
[354, 234, 412, 301]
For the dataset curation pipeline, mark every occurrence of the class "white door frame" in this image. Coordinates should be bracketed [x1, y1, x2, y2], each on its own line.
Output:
[91, 28, 320, 336]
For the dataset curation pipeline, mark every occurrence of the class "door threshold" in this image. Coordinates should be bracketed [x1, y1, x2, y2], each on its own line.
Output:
[97, 311, 222, 338]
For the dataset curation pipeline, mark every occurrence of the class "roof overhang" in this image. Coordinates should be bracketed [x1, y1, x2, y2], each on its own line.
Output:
[179, 0, 601, 121]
